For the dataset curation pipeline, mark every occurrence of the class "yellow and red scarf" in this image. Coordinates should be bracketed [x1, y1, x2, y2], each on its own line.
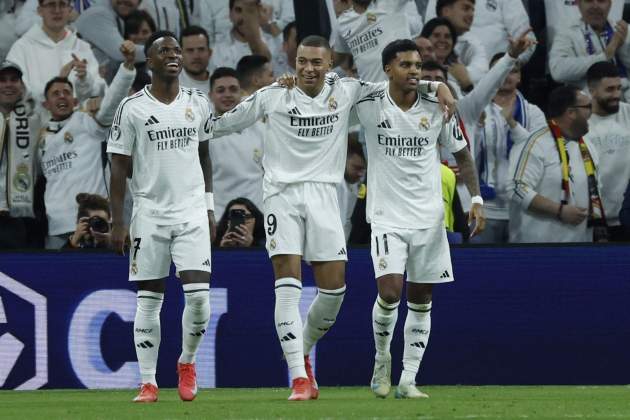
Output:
[548, 120, 607, 227]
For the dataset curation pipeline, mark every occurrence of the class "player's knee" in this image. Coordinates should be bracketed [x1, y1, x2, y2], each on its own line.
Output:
[185, 290, 209, 310]
[378, 290, 401, 305]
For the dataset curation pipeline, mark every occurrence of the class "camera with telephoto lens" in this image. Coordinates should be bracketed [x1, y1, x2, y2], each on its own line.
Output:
[228, 209, 246, 232]
[88, 216, 110, 233]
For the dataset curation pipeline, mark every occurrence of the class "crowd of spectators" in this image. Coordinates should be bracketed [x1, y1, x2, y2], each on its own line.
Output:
[0, 0, 629, 250]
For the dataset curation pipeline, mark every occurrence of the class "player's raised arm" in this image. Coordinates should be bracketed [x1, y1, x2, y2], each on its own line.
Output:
[208, 84, 273, 138]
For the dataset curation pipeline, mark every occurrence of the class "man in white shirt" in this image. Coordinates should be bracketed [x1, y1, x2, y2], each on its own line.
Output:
[585, 61, 630, 240]
[7, 0, 104, 103]
[209, 66, 265, 220]
[273, 20, 297, 76]
[207, 0, 274, 74]
[549, 0, 630, 100]
[355, 39, 483, 399]
[435, 0, 488, 84]
[39, 41, 136, 249]
[209, 35, 453, 401]
[334, 0, 422, 83]
[508, 85, 604, 243]
[108, 31, 215, 404]
[179, 25, 211, 95]
[474, 52, 546, 243]
[544, 0, 624, 48]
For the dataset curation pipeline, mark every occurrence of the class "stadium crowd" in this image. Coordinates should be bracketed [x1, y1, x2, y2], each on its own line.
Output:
[0, 0, 629, 250]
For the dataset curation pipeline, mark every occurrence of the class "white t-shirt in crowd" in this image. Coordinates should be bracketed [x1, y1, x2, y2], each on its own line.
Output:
[585, 103, 630, 226]
[334, 0, 421, 82]
[208, 30, 279, 75]
[356, 86, 467, 229]
[179, 70, 210, 96]
[107, 86, 211, 224]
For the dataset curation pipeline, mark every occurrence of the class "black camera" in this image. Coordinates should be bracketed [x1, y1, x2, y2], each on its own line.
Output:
[88, 216, 110, 233]
[228, 209, 246, 232]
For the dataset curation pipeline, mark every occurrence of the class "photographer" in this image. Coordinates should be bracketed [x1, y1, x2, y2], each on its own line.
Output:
[64, 193, 111, 249]
[214, 197, 265, 248]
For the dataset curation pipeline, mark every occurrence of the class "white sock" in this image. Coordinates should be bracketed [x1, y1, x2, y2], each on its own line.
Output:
[179, 283, 210, 364]
[400, 301, 432, 385]
[274, 277, 306, 380]
[303, 285, 346, 354]
[134, 290, 163, 386]
[372, 295, 399, 359]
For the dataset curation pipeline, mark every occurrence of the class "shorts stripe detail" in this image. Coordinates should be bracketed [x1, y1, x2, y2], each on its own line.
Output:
[183, 288, 210, 294]
[375, 236, 380, 256]
[383, 234, 389, 255]
[407, 305, 431, 313]
[275, 284, 302, 290]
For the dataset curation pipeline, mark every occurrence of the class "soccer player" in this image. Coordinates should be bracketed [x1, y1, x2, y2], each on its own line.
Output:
[208, 35, 454, 401]
[108, 30, 215, 403]
[353, 39, 485, 398]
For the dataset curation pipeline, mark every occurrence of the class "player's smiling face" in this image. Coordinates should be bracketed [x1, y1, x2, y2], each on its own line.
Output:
[385, 50, 422, 93]
[296, 45, 332, 95]
[44, 81, 77, 120]
[147, 36, 183, 80]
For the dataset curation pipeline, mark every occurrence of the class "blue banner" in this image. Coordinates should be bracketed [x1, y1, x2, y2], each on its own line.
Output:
[1, 245, 629, 389]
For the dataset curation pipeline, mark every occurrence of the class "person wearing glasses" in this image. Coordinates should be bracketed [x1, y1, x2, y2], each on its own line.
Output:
[7, 0, 105, 103]
[508, 85, 605, 243]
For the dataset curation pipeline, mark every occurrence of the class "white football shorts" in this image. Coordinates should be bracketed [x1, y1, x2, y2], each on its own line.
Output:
[263, 181, 348, 262]
[370, 223, 453, 283]
[128, 214, 211, 281]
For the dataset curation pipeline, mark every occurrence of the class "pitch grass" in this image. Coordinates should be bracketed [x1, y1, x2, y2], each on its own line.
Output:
[1, 386, 629, 419]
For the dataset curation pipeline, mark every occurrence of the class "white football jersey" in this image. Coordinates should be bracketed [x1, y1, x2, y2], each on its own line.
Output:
[39, 113, 109, 235]
[335, 0, 418, 82]
[209, 75, 386, 197]
[107, 86, 211, 224]
[356, 87, 467, 229]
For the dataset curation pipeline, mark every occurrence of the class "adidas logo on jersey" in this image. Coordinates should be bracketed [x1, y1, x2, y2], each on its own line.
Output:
[337, 248, 347, 256]
[202, 259, 211, 267]
[439, 270, 450, 279]
[377, 119, 392, 129]
[287, 107, 302, 115]
[145, 115, 160, 126]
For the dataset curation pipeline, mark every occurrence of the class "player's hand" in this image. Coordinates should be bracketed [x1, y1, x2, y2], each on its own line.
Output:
[111, 223, 129, 255]
[276, 73, 297, 89]
[559, 205, 588, 225]
[435, 82, 457, 121]
[208, 210, 217, 242]
[84, 96, 102, 116]
[507, 28, 536, 59]
[120, 40, 136, 69]
[468, 203, 486, 238]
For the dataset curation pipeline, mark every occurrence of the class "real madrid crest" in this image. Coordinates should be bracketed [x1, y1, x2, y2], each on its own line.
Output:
[269, 238, 277, 250]
[419, 116, 430, 131]
[328, 96, 338, 111]
[185, 107, 195, 122]
[13, 163, 31, 193]
[366, 12, 377, 23]
[64, 131, 74, 143]
[378, 258, 387, 271]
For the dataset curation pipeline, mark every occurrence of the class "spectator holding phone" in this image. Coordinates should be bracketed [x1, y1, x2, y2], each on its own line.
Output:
[214, 197, 265, 248]
[64, 193, 111, 249]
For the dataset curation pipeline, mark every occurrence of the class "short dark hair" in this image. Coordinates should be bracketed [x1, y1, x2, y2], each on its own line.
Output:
[436, 0, 475, 16]
[299, 35, 331, 51]
[229, 0, 260, 10]
[180, 25, 210, 47]
[421, 60, 448, 81]
[123, 10, 156, 40]
[420, 17, 458, 46]
[210, 67, 239, 89]
[586, 61, 621, 86]
[44, 76, 73, 98]
[144, 30, 178, 57]
[283, 21, 297, 43]
[547, 85, 581, 119]
[381, 39, 422, 70]
[236, 55, 270, 89]
[76, 193, 110, 220]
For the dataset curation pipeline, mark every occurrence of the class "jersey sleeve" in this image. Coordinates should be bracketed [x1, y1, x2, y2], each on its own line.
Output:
[197, 93, 212, 142]
[106, 98, 135, 156]
[439, 116, 468, 154]
[209, 86, 275, 138]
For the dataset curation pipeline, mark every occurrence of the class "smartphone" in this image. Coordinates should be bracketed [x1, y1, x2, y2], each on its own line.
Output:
[228, 209, 246, 232]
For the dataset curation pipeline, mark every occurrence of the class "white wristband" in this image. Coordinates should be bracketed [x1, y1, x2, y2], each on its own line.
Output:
[205, 192, 214, 211]
[471, 195, 484, 206]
